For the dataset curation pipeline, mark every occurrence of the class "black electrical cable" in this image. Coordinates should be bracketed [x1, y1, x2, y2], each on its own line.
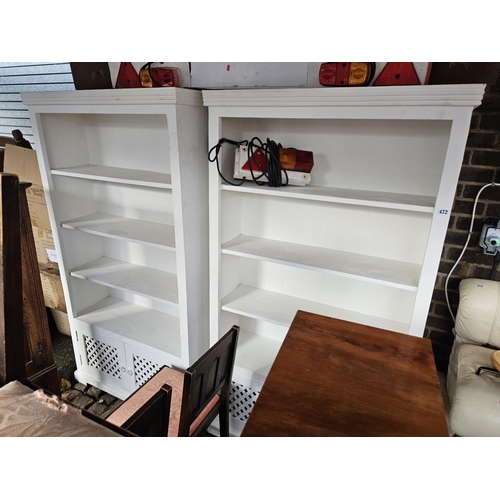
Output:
[247, 137, 289, 187]
[245, 137, 269, 186]
[489, 252, 500, 280]
[208, 138, 248, 186]
[209, 137, 289, 188]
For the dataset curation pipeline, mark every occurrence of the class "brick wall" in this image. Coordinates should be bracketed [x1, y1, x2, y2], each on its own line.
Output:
[425, 66, 500, 373]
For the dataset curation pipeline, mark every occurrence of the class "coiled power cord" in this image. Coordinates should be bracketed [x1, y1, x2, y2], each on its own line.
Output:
[208, 137, 289, 188]
[445, 181, 500, 324]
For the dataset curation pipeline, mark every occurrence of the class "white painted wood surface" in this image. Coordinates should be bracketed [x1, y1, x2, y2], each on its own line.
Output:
[222, 284, 409, 333]
[222, 234, 420, 290]
[23, 88, 209, 399]
[76, 297, 181, 357]
[51, 164, 173, 188]
[69, 256, 179, 306]
[222, 183, 435, 213]
[205, 85, 485, 418]
[61, 212, 176, 249]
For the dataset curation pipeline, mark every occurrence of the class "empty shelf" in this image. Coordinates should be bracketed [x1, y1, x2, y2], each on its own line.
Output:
[51, 164, 172, 188]
[222, 183, 435, 213]
[222, 284, 409, 334]
[61, 212, 175, 249]
[76, 296, 181, 358]
[69, 256, 178, 307]
[222, 234, 420, 290]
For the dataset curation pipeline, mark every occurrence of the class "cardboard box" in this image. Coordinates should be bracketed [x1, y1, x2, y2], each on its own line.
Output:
[3, 144, 52, 230]
[4, 144, 64, 318]
[32, 227, 59, 270]
[40, 267, 66, 313]
[50, 308, 71, 336]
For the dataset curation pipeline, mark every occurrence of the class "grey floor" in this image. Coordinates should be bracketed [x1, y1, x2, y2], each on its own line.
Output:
[50, 324, 77, 383]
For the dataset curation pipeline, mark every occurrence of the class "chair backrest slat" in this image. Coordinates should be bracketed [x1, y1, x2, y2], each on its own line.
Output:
[122, 384, 172, 437]
[180, 326, 239, 434]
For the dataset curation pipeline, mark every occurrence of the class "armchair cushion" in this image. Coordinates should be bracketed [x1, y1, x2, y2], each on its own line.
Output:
[455, 279, 500, 348]
[448, 343, 500, 437]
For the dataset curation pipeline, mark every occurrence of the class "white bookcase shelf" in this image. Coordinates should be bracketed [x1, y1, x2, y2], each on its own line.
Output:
[222, 234, 420, 290]
[221, 284, 410, 333]
[61, 212, 176, 249]
[23, 88, 209, 400]
[51, 164, 173, 188]
[204, 85, 484, 434]
[69, 256, 179, 307]
[221, 183, 436, 213]
[76, 296, 181, 355]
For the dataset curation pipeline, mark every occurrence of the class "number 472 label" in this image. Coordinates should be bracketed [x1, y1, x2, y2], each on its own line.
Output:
[439, 209, 449, 215]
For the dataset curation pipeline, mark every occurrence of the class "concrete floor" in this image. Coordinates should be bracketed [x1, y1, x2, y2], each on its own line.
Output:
[50, 327, 77, 383]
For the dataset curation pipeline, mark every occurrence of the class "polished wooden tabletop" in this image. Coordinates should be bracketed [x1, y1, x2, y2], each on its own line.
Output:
[242, 311, 449, 437]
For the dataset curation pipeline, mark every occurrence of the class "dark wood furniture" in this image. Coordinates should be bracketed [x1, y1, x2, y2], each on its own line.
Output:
[19, 180, 60, 395]
[0, 173, 59, 393]
[122, 384, 172, 437]
[107, 325, 240, 436]
[242, 310, 449, 437]
[0, 173, 24, 386]
[181, 325, 239, 437]
[83, 384, 172, 437]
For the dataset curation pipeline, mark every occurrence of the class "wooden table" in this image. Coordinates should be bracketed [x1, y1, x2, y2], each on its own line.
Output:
[242, 311, 449, 437]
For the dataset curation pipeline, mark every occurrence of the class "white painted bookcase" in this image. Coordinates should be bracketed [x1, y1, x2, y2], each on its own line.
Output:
[22, 89, 209, 400]
[204, 85, 485, 434]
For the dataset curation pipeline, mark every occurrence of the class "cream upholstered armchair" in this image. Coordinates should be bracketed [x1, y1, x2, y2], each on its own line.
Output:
[447, 278, 500, 436]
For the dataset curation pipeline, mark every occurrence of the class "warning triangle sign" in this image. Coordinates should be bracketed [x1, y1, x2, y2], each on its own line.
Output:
[115, 62, 141, 88]
[374, 63, 421, 86]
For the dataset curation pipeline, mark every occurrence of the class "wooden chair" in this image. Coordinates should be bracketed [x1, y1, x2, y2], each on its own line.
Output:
[107, 325, 240, 436]
[121, 384, 172, 436]
[84, 384, 172, 437]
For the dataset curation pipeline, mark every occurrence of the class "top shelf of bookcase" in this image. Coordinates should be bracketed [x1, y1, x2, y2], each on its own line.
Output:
[202, 85, 486, 109]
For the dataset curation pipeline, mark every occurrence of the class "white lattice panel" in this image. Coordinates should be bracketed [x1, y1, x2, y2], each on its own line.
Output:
[133, 355, 161, 388]
[228, 382, 260, 435]
[84, 335, 122, 379]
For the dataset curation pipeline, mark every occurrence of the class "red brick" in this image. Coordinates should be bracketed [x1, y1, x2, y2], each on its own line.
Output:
[462, 182, 499, 199]
[466, 132, 499, 148]
[480, 113, 500, 131]
[452, 199, 486, 215]
[434, 302, 454, 318]
[460, 165, 498, 183]
[444, 229, 470, 245]
[425, 314, 454, 331]
[472, 150, 500, 167]
[426, 328, 454, 346]
[486, 202, 500, 218]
